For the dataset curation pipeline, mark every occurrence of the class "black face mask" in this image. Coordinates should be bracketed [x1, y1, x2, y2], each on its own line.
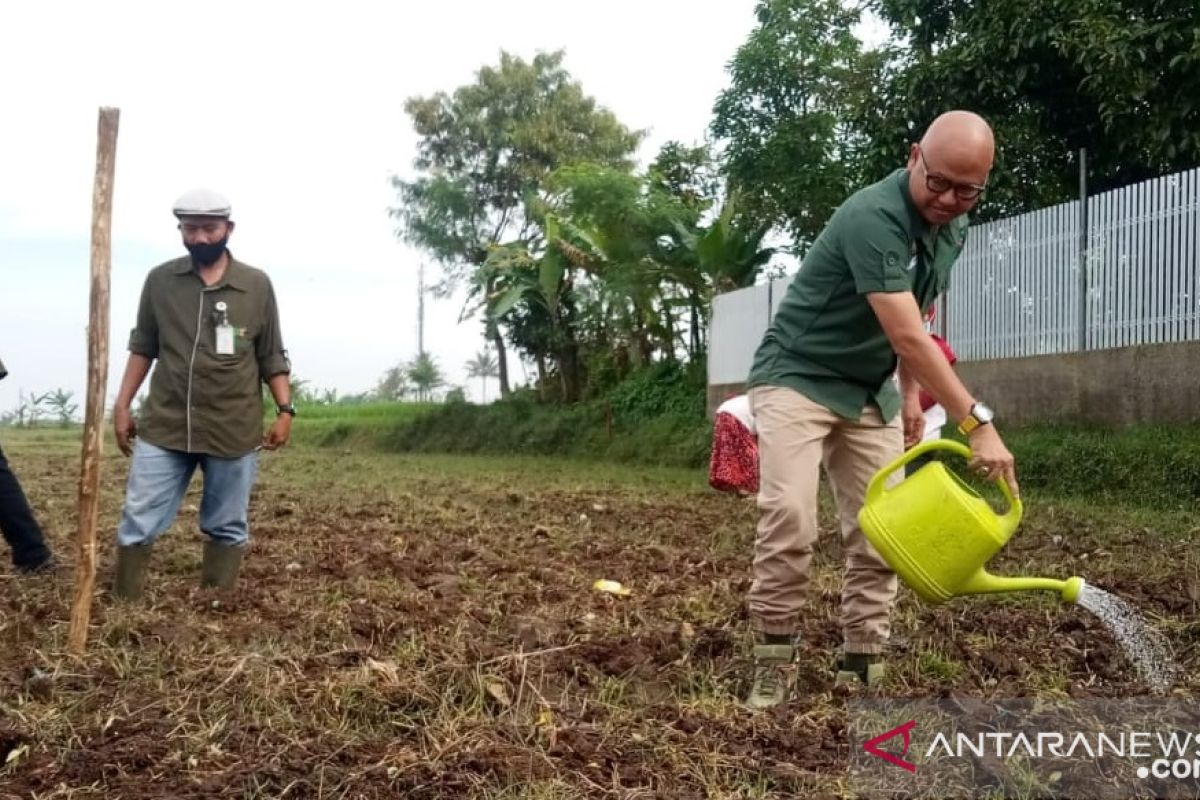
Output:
[186, 237, 228, 267]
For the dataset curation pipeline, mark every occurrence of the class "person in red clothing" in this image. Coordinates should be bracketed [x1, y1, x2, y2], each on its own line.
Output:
[907, 305, 957, 474]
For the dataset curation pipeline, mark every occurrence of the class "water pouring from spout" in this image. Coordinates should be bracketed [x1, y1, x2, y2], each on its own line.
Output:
[1074, 580, 1180, 693]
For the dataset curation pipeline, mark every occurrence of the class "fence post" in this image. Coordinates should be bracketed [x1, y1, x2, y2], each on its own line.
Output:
[1078, 147, 1089, 351]
[69, 106, 119, 655]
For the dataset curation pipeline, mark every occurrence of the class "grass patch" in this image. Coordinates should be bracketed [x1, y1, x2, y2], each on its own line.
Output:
[292, 400, 1200, 512]
[373, 394, 710, 467]
[289, 400, 438, 447]
[1002, 423, 1200, 510]
[289, 363, 713, 468]
[916, 650, 963, 682]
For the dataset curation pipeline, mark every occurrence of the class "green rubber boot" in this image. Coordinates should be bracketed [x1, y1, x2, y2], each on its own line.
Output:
[835, 653, 886, 688]
[112, 543, 153, 601]
[200, 540, 245, 590]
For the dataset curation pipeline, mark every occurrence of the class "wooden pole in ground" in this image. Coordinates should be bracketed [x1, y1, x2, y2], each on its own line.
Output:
[68, 107, 120, 655]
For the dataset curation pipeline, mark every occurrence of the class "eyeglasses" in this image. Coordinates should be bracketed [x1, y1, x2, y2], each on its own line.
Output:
[918, 149, 987, 201]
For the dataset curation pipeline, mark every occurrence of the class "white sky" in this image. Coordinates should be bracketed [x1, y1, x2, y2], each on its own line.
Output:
[0, 0, 886, 413]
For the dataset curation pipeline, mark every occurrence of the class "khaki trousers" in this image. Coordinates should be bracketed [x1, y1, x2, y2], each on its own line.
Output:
[748, 385, 903, 655]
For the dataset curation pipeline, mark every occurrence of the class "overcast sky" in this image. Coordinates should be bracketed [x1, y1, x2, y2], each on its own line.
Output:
[0, 1, 885, 413]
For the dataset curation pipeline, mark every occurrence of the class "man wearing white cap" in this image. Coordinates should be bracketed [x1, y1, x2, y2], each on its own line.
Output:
[109, 189, 294, 600]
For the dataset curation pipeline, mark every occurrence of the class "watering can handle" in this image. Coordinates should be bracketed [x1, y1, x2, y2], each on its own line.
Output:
[864, 438, 1022, 520]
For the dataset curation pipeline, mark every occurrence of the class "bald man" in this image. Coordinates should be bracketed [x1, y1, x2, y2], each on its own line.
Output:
[742, 111, 1017, 709]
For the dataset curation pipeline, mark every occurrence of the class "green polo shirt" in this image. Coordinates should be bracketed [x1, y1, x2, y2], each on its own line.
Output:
[129, 253, 290, 457]
[748, 169, 969, 422]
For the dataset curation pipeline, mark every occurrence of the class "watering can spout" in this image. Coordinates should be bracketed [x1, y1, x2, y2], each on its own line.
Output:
[959, 571, 1085, 603]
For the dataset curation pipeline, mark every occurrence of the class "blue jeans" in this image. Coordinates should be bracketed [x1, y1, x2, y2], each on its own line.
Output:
[117, 440, 258, 547]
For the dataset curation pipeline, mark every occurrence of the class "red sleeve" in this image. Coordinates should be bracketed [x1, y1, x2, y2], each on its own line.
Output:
[918, 334, 956, 410]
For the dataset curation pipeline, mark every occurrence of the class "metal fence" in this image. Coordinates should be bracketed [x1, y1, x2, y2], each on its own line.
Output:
[708, 166, 1200, 386]
[947, 165, 1200, 360]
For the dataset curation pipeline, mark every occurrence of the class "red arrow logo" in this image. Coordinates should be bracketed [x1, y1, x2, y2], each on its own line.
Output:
[863, 720, 917, 773]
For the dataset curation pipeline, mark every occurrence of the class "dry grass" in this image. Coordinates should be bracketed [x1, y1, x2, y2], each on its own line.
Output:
[0, 428, 1195, 798]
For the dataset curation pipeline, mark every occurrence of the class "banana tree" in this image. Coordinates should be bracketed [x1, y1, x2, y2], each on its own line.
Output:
[542, 165, 690, 369]
[666, 191, 775, 357]
[473, 215, 587, 401]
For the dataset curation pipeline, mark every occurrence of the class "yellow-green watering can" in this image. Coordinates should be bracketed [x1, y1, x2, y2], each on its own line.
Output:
[858, 439, 1083, 604]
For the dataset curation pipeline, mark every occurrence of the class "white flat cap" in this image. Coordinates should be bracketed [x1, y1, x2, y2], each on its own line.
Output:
[172, 188, 232, 219]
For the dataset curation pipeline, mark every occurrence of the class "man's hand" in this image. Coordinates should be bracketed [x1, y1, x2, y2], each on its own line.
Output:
[113, 406, 137, 457]
[261, 414, 292, 451]
[902, 393, 925, 449]
[966, 425, 1019, 497]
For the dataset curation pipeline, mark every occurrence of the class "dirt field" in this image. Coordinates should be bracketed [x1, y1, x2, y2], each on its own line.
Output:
[1, 429, 1195, 798]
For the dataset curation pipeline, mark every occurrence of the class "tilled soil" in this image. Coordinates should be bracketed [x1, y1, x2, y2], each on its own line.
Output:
[0, 439, 1194, 798]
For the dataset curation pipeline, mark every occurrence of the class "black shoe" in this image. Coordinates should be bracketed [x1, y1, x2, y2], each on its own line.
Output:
[14, 555, 56, 576]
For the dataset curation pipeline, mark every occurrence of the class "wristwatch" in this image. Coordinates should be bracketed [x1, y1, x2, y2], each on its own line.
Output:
[276, 402, 297, 417]
[957, 402, 994, 435]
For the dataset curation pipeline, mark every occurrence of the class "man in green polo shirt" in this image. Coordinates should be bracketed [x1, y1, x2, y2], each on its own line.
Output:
[744, 111, 1019, 708]
[109, 189, 295, 600]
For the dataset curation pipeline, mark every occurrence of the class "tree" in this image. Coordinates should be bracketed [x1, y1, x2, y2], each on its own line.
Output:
[464, 349, 499, 403]
[472, 162, 702, 400]
[859, 0, 1200, 217]
[468, 161, 771, 396]
[18, 391, 49, 427]
[475, 218, 583, 401]
[647, 141, 721, 216]
[374, 365, 410, 401]
[665, 190, 776, 357]
[263, 374, 334, 408]
[406, 352, 445, 402]
[710, 0, 872, 251]
[713, 0, 1200, 236]
[45, 388, 78, 427]
[690, 192, 776, 296]
[544, 163, 708, 370]
[390, 50, 644, 398]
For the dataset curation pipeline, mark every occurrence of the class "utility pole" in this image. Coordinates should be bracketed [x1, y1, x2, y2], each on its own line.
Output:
[417, 261, 426, 357]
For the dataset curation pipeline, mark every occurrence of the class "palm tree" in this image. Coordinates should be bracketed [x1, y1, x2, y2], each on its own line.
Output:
[464, 349, 500, 403]
[406, 352, 444, 402]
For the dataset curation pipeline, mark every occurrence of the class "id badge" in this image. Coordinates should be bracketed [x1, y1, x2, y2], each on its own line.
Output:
[216, 324, 236, 355]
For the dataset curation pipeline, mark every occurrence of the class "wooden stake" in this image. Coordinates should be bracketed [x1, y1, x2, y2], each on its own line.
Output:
[68, 107, 119, 655]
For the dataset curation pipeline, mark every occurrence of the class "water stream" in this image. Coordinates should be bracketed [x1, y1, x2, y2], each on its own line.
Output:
[1075, 582, 1180, 693]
